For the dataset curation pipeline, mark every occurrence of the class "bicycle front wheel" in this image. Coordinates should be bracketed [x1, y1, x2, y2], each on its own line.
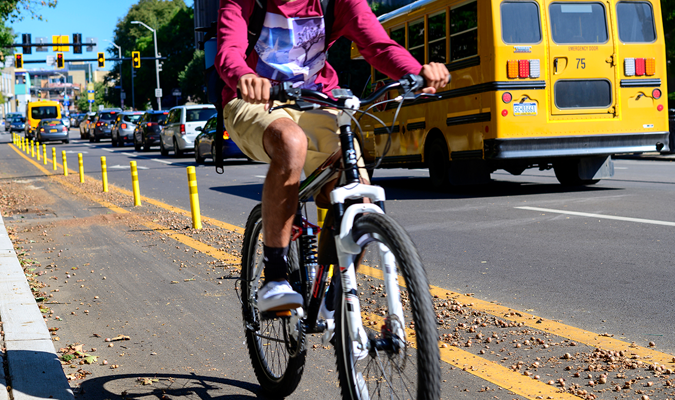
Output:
[240, 204, 306, 397]
[335, 213, 441, 400]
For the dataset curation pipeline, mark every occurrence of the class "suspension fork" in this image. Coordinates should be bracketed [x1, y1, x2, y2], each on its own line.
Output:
[337, 110, 360, 185]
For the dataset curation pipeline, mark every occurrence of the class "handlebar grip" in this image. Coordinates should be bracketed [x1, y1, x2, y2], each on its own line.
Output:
[270, 85, 283, 101]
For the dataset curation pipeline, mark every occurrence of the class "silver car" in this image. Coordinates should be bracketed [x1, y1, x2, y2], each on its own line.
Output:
[111, 111, 144, 147]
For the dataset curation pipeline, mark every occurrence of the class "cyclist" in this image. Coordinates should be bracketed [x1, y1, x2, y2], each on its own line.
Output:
[216, 0, 449, 312]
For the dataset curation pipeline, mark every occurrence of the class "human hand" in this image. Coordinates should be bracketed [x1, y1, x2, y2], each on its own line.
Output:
[238, 74, 273, 109]
[419, 62, 450, 94]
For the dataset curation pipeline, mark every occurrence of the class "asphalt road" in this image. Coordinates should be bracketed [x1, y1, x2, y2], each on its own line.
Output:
[2, 128, 675, 399]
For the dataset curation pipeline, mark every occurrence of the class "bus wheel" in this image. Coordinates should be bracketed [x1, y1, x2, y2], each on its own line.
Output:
[426, 136, 451, 190]
[553, 160, 599, 186]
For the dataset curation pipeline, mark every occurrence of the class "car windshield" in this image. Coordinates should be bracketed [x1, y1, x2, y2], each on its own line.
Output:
[149, 113, 168, 123]
[123, 114, 142, 123]
[12, 117, 24, 123]
[31, 106, 58, 119]
[186, 108, 216, 122]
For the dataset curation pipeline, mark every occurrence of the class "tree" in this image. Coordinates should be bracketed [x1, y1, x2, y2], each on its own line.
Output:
[0, 0, 57, 60]
[104, 0, 194, 110]
[178, 50, 207, 104]
[75, 82, 111, 112]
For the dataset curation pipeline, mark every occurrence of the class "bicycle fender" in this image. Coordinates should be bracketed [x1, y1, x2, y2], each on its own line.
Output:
[336, 203, 384, 255]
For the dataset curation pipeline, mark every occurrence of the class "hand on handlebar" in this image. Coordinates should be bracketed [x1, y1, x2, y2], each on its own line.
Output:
[238, 74, 273, 110]
[419, 62, 450, 94]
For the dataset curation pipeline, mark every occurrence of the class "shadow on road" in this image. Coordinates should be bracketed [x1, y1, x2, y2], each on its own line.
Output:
[208, 175, 619, 203]
[78, 372, 265, 399]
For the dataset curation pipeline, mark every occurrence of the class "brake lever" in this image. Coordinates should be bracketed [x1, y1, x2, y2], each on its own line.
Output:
[269, 101, 320, 113]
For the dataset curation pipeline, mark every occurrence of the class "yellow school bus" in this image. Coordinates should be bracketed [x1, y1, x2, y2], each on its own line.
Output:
[352, 0, 668, 188]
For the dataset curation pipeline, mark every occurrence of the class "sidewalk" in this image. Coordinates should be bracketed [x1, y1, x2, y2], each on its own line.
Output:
[0, 214, 73, 400]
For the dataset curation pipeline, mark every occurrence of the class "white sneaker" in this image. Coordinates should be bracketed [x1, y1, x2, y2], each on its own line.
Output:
[257, 280, 303, 312]
[319, 296, 335, 321]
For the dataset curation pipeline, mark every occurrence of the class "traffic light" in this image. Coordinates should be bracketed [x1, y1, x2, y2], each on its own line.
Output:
[22, 33, 32, 55]
[97, 52, 105, 68]
[132, 51, 140, 68]
[14, 53, 23, 69]
[56, 52, 64, 69]
[73, 33, 82, 54]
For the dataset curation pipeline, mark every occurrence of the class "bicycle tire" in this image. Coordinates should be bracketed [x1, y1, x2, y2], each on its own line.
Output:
[240, 204, 306, 397]
[335, 213, 441, 400]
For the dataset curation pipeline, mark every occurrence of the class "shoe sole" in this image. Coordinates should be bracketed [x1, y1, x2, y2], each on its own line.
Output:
[261, 302, 303, 312]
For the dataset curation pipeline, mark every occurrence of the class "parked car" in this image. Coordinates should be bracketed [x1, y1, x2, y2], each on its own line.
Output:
[62, 116, 71, 129]
[111, 111, 144, 147]
[9, 116, 26, 132]
[4, 112, 22, 129]
[133, 110, 169, 151]
[35, 118, 69, 144]
[194, 116, 247, 164]
[89, 108, 122, 142]
[160, 105, 216, 157]
[70, 113, 85, 128]
[80, 112, 96, 139]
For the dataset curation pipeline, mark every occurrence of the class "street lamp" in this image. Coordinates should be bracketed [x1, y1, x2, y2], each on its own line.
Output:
[130, 20, 162, 110]
[104, 40, 124, 109]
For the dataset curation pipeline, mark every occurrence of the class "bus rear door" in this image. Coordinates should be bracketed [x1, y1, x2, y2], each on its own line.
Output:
[546, 2, 617, 117]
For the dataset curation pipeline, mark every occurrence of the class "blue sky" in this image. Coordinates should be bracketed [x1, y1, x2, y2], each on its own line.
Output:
[9, 0, 193, 70]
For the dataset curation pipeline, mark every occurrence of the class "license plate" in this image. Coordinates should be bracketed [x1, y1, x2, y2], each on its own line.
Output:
[50, 129, 57, 132]
[513, 102, 537, 116]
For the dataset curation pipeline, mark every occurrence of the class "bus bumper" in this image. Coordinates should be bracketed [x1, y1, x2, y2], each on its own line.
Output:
[484, 132, 669, 159]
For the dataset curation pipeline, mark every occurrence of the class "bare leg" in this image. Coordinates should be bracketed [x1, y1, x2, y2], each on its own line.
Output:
[261, 118, 307, 250]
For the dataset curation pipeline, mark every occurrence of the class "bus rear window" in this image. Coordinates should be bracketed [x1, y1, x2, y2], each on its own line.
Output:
[549, 3, 608, 44]
[501, 2, 541, 44]
[31, 106, 58, 119]
[616, 2, 655, 43]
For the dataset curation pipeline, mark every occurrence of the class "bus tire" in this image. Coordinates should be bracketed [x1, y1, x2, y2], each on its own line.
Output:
[554, 160, 600, 186]
[426, 136, 451, 191]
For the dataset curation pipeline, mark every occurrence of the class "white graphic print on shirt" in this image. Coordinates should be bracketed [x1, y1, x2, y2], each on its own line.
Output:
[254, 12, 326, 90]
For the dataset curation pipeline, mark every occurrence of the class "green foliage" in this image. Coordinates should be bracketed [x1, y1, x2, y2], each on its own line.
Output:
[178, 50, 207, 104]
[75, 82, 111, 112]
[0, 0, 57, 22]
[104, 0, 193, 110]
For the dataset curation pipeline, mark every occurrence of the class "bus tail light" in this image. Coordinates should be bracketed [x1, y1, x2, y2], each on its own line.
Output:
[223, 131, 230, 140]
[508, 60, 540, 79]
[502, 92, 512, 103]
[624, 57, 655, 76]
[652, 89, 661, 99]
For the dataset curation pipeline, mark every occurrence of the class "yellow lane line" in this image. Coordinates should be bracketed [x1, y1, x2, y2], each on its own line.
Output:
[366, 312, 579, 400]
[10, 144, 675, 369]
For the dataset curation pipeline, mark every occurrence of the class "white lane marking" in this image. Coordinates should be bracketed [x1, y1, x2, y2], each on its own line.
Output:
[152, 159, 173, 164]
[516, 206, 675, 227]
[121, 153, 137, 157]
[102, 148, 114, 152]
[109, 165, 149, 170]
[254, 175, 266, 179]
[615, 167, 628, 170]
[65, 150, 88, 154]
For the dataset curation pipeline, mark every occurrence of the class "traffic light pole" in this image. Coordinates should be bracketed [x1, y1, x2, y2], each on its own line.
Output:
[131, 21, 162, 110]
[105, 40, 124, 109]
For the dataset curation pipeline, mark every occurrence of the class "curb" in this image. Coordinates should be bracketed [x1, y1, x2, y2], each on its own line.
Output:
[0, 214, 73, 400]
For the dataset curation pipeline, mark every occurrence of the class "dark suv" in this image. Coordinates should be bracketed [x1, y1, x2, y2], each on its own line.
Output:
[133, 110, 169, 151]
[89, 108, 122, 142]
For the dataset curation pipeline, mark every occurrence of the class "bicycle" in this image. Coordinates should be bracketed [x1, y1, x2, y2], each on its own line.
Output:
[238, 74, 443, 399]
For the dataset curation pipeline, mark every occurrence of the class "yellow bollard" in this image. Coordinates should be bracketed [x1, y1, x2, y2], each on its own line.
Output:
[186, 166, 202, 229]
[62, 150, 68, 176]
[78, 153, 84, 183]
[43, 144, 47, 165]
[23, 137, 26, 152]
[101, 157, 108, 193]
[30, 140, 34, 157]
[37, 142, 41, 161]
[130, 161, 141, 206]
[52, 148, 57, 171]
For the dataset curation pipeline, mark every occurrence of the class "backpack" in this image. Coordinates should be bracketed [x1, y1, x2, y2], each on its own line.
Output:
[210, 0, 336, 174]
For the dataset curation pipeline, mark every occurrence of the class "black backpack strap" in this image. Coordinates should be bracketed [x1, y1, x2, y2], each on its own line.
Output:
[321, 0, 335, 51]
[245, 0, 267, 58]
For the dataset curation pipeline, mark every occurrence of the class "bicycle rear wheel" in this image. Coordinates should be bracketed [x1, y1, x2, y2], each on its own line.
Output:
[335, 213, 441, 400]
[241, 204, 306, 397]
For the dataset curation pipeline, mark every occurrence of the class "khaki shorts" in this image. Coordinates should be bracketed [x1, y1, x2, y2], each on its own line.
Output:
[223, 98, 368, 180]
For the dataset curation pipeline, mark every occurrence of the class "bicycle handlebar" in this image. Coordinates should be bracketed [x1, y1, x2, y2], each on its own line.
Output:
[269, 73, 447, 107]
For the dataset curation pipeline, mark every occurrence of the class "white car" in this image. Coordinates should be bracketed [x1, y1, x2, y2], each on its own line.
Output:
[159, 104, 217, 157]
